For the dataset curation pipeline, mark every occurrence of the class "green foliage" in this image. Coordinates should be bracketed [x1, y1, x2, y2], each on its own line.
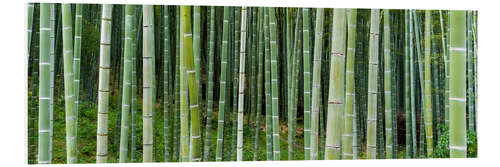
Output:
[433, 124, 477, 158]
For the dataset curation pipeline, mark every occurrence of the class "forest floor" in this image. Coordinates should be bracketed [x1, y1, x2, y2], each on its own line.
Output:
[27, 94, 476, 164]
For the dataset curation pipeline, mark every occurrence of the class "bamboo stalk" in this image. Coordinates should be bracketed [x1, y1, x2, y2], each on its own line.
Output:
[96, 4, 113, 163]
[302, 7, 312, 160]
[310, 8, 324, 160]
[343, 8, 357, 160]
[142, 5, 154, 162]
[62, 4, 77, 163]
[366, 9, 380, 160]
[38, 3, 50, 164]
[119, 5, 135, 163]
[449, 10, 467, 158]
[254, 7, 265, 161]
[237, 6, 248, 162]
[383, 9, 393, 159]
[269, 7, 281, 161]
[325, 8, 346, 160]
[203, 6, 216, 162]
[215, 7, 230, 161]
[264, 7, 273, 161]
[424, 10, 433, 157]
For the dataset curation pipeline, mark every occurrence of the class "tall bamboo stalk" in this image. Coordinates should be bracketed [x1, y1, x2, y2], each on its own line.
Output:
[343, 8, 357, 160]
[409, 11, 418, 158]
[231, 6, 241, 161]
[203, 6, 216, 162]
[467, 11, 474, 132]
[173, 6, 180, 161]
[48, 4, 56, 162]
[302, 8, 312, 160]
[254, 7, 265, 161]
[449, 10, 467, 158]
[180, 6, 202, 162]
[404, 10, 412, 159]
[264, 7, 273, 161]
[73, 5, 82, 140]
[96, 4, 113, 163]
[142, 5, 154, 162]
[215, 6, 230, 162]
[237, 6, 248, 162]
[38, 3, 50, 164]
[119, 5, 135, 162]
[366, 9, 380, 160]
[163, 5, 171, 162]
[288, 9, 299, 160]
[269, 7, 281, 161]
[383, 9, 393, 159]
[62, 4, 77, 163]
[325, 8, 346, 160]
[424, 10, 433, 157]
[130, 7, 140, 162]
[310, 8, 324, 160]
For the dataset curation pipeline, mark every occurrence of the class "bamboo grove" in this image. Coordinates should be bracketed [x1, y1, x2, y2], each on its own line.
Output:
[26, 3, 478, 164]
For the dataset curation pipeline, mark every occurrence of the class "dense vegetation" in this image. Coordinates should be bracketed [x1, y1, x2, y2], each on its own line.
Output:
[27, 3, 477, 164]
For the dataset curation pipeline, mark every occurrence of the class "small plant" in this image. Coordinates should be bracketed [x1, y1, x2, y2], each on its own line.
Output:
[433, 124, 477, 158]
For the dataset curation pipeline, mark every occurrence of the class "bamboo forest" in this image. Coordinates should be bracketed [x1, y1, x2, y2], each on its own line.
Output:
[26, 3, 478, 164]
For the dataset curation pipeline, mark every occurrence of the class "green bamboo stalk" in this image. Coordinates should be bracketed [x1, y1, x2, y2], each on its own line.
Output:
[438, 10, 448, 130]
[236, 6, 248, 161]
[302, 7, 312, 160]
[73, 5, 82, 141]
[412, 13, 427, 158]
[405, 10, 412, 159]
[203, 6, 216, 162]
[250, 8, 258, 146]
[291, 10, 302, 160]
[96, 4, 113, 163]
[38, 3, 50, 164]
[424, 10, 433, 157]
[215, 7, 230, 162]
[62, 4, 77, 163]
[130, 7, 140, 162]
[231, 6, 241, 161]
[472, 11, 477, 133]
[180, 6, 202, 162]
[269, 7, 280, 161]
[343, 8, 357, 160]
[178, 6, 190, 162]
[383, 9, 393, 159]
[310, 8, 324, 160]
[366, 9, 380, 160]
[119, 5, 135, 162]
[264, 7, 273, 161]
[286, 9, 293, 157]
[467, 11, 474, 132]
[449, 10, 467, 158]
[254, 7, 265, 161]
[444, 11, 451, 127]
[325, 8, 346, 160]
[163, 5, 171, 162]
[287, 11, 302, 160]
[142, 5, 154, 162]
[193, 7, 202, 138]
[27, 4, 35, 162]
[29, 9, 38, 162]
[48, 4, 56, 163]
[173, 6, 180, 161]
[409, 10, 418, 158]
